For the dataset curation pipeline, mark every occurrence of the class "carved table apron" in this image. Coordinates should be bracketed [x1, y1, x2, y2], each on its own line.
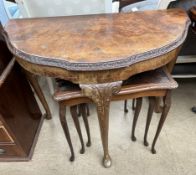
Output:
[2, 9, 190, 168]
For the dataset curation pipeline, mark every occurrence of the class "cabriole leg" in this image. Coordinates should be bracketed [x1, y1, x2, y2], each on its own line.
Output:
[144, 97, 155, 146]
[80, 81, 122, 168]
[80, 103, 91, 147]
[59, 104, 75, 161]
[151, 91, 171, 154]
[70, 105, 85, 154]
[131, 98, 142, 142]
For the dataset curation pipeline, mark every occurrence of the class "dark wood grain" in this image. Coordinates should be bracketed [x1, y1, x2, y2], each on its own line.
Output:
[0, 35, 43, 161]
[3, 9, 190, 71]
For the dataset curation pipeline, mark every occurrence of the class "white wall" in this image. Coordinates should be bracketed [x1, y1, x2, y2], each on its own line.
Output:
[16, 0, 112, 17]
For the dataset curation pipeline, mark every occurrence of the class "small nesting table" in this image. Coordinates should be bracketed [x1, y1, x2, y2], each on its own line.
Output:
[2, 9, 190, 167]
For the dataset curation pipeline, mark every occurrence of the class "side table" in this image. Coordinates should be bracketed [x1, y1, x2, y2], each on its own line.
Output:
[3, 9, 190, 167]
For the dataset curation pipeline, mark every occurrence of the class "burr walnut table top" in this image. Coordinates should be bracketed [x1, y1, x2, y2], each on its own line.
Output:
[3, 9, 190, 71]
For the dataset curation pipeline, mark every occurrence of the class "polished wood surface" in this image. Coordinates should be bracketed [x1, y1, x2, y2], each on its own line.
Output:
[3, 9, 190, 71]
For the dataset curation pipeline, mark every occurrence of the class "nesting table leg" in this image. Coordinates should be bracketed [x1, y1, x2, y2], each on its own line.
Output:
[59, 104, 75, 161]
[132, 99, 136, 110]
[85, 103, 90, 116]
[80, 81, 122, 168]
[80, 103, 91, 147]
[124, 100, 129, 113]
[144, 97, 155, 146]
[70, 106, 85, 154]
[154, 97, 163, 113]
[131, 98, 142, 141]
[151, 91, 171, 154]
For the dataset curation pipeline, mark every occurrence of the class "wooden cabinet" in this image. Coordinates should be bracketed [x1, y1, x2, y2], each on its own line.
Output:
[0, 35, 44, 161]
